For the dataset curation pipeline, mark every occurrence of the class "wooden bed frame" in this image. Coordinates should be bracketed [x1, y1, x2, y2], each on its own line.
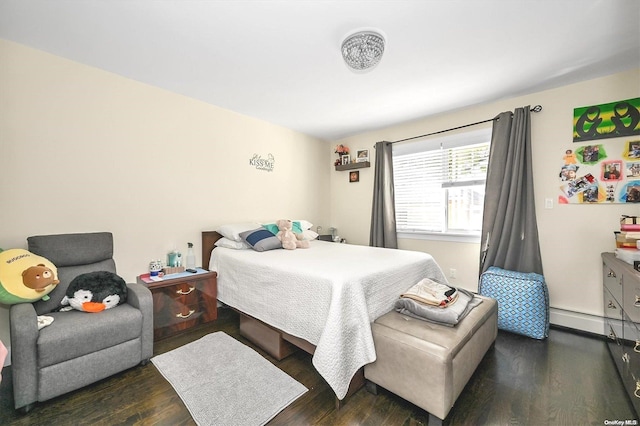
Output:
[201, 231, 365, 406]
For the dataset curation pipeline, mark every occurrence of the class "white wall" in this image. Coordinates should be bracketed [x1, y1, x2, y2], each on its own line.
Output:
[329, 68, 640, 333]
[0, 39, 331, 358]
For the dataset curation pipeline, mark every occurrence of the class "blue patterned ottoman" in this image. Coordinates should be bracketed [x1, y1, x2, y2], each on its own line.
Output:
[479, 266, 549, 339]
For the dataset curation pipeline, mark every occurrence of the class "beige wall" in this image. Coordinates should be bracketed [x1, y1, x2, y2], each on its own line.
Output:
[2, 37, 638, 355]
[0, 39, 331, 354]
[330, 68, 640, 331]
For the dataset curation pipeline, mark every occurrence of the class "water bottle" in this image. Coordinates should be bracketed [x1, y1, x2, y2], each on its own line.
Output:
[186, 242, 196, 269]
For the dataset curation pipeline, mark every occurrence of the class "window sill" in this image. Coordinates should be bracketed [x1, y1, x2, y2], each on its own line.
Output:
[397, 232, 481, 244]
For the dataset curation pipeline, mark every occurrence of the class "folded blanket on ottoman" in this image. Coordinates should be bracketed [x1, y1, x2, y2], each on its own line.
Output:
[400, 278, 458, 307]
[395, 284, 482, 327]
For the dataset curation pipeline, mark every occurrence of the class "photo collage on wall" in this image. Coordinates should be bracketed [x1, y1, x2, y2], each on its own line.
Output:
[559, 97, 640, 204]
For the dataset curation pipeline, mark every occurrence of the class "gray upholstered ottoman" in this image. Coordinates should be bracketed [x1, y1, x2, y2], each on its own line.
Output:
[364, 295, 498, 425]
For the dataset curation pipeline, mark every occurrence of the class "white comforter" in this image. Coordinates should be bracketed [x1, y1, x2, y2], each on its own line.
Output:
[209, 240, 446, 399]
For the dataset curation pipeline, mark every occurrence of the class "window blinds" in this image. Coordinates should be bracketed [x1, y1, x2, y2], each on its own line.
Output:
[393, 141, 490, 233]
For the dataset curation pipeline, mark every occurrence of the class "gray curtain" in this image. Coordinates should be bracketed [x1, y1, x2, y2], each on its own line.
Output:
[370, 141, 398, 248]
[480, 106, 543, 275]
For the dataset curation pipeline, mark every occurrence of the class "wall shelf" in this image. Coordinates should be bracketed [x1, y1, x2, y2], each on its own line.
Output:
[335, 161, 370, 171]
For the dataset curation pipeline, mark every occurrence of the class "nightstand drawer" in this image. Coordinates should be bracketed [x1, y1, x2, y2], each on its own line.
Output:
[153, 297, 216, 339]
[152, 280, 213, 305]
[139, 270, 217, 340]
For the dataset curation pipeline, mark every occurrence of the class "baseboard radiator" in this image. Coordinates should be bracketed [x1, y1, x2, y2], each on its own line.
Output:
[549, 307, 604, 336]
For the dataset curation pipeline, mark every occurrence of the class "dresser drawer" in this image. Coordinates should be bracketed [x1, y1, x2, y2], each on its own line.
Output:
[624, 274, 640, 324]
[603, 261, 623, 304]
[618, 342, 640, 417]
[604, 286, 623, 321]
[606, 320, 624, 374]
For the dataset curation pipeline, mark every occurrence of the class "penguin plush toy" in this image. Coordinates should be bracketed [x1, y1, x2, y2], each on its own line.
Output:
[61, 271, 127, 313]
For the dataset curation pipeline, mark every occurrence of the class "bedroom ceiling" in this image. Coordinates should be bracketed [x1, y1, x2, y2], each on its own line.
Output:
[1, 0, 639, 141]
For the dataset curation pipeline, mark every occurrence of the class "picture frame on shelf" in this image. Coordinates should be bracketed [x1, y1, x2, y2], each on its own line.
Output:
[356, 149, 369, 163]
[341, 155, 351, 165]
[349, 171, 360, 183]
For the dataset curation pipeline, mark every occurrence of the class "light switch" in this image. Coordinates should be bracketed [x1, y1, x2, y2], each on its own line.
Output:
[545, 198, 553, 209]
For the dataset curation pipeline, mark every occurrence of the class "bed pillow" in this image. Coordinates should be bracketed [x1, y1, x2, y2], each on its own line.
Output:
[295, 220, 314, 231]
[214, 237, 250, 250]
[300, 229, 319, 241]
[262, 221, 304, 235]
[239, 228, 282, 252]
[217, 222, 261, 242]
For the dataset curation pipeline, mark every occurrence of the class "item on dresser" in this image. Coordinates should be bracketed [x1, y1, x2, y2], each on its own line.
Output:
[149, 260, 163, 277]
[616, 232, 640, 248]
[621, 215, 640, 231]
[615, 248, 640, 265]
[167, 250, 181, 267]
[185, 242, 196, 269]
[602, 252, 640, 417]
[163, 266, 185, 275]
[137, 269, 217, 340]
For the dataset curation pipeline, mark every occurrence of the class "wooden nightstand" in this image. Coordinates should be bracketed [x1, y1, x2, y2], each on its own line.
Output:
[137, 269, 217, 340]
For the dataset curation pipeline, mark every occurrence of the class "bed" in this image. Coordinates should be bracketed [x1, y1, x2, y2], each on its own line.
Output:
[202, 230, 448, 401]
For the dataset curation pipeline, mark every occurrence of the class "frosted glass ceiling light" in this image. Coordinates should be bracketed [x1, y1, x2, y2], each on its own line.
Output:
[341, 30, 385, 72]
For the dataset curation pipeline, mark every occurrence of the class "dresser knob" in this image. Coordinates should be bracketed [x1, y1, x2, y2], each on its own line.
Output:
[176, 286, 195, 295]
[635, 341, 640, 353]
[608, 326, 617, 340]
[176, 309, 196, 319]
[608, 270, 616, 278]
[635, 381, 640, 399]
[608, 300, 617, 309]
[623, 352, 630, 363]
[635, 295, 640, 307]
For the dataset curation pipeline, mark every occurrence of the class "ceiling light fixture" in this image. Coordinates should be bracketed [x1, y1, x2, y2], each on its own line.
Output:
[341, 30, 385, 72]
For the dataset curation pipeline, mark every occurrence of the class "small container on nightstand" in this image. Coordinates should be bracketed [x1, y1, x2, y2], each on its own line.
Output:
[137, 269, 217, 340]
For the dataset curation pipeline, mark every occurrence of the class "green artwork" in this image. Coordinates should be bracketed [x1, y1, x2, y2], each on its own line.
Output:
[573, 97, 640, 142]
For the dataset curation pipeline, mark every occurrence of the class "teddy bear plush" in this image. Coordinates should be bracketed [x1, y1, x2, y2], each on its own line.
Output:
[276, 219, 309, 250]
[0, 248, 59, 304]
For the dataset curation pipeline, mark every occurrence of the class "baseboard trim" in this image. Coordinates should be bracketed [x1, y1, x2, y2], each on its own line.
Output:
[550, 307, 604, 336]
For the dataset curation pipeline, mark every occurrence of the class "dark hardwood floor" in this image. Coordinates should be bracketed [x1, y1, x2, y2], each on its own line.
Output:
[1, 308, 637, 425]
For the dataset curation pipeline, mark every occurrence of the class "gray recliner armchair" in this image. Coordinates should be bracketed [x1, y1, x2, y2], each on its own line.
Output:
[10, 232, 153, 412]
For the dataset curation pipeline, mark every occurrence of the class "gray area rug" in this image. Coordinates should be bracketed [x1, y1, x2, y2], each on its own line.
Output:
[151, 331, 308, 426]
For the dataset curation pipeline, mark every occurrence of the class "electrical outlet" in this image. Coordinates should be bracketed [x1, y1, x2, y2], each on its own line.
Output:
[449, 268, 457, 279]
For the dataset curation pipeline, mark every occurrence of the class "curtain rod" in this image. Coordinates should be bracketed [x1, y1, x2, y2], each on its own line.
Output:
[386, 104, 542, 145]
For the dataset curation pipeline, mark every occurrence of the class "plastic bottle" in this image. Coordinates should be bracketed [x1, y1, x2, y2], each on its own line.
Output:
[186, 242, 196, 269]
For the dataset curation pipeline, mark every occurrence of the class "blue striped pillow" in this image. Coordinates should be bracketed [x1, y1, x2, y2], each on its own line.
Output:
[239, 228, 282, 252]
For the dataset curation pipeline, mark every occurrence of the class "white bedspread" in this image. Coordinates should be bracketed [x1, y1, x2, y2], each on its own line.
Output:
[209, 240, 446, 399]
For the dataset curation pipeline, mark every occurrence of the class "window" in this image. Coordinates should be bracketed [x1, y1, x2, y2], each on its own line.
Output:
[393, 128, 491, 241]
